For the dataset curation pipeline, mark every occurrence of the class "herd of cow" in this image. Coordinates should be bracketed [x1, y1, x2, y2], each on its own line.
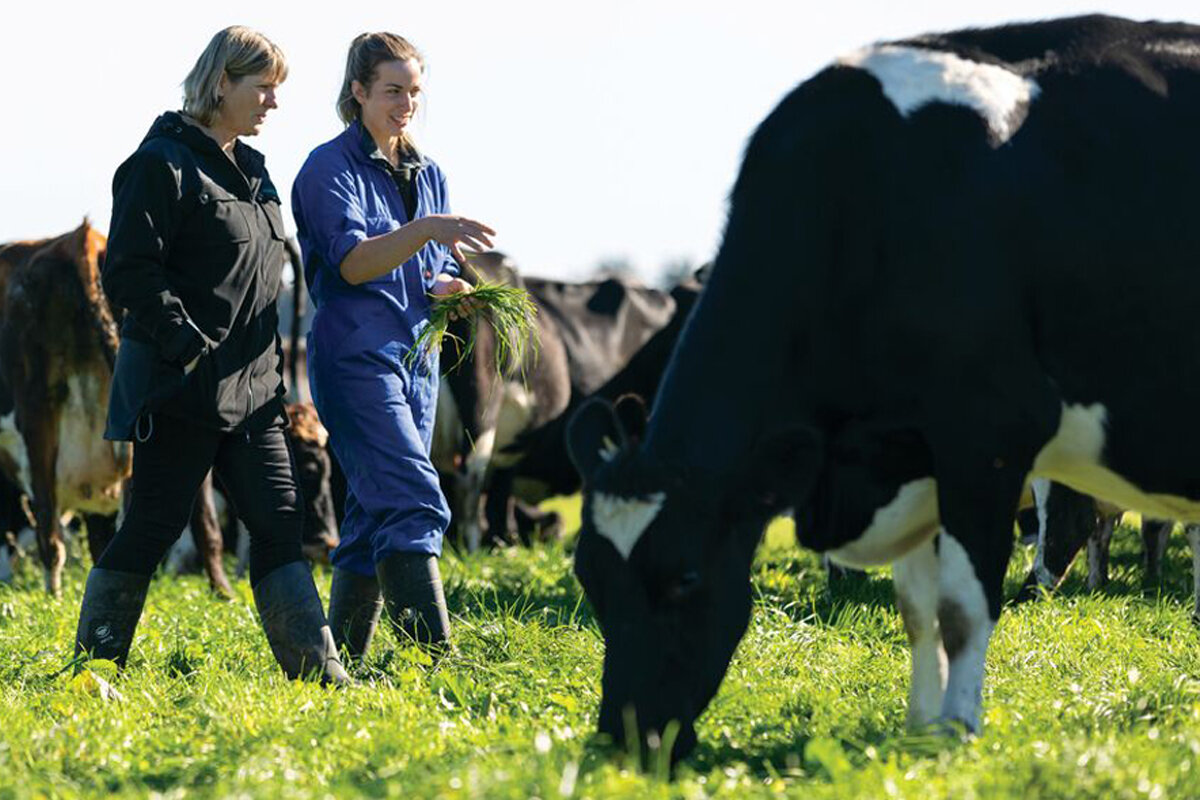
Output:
[4, 12, 1200, 770]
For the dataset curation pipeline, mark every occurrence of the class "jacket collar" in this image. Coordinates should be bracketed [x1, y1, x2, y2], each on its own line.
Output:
[145, 111, 267, 178]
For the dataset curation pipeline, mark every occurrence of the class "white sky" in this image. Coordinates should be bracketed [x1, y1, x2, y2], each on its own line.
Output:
[2, 1, 1195, 283]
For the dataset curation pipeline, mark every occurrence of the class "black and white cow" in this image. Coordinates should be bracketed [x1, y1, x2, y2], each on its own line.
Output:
[567, 15, 1200, 761]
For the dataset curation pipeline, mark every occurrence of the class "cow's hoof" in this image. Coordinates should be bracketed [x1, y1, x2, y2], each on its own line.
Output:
[44, 569, 63, 597]
[209, 577, 236, 601]
[1011, 578, 1055, 605]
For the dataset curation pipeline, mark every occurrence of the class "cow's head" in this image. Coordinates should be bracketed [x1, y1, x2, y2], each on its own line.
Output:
[567, 398, 822, 762]
[569, 397, 935, 759]
[285, 402, 339, 561]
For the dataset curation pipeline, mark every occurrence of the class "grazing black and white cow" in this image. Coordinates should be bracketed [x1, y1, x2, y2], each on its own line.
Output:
[567, 15, 1200, 761]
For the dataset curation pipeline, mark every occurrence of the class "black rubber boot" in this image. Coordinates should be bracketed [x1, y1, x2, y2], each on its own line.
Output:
[327, 567, 383, 661]
[376, 552, 451, 650]
[73, 568, 152, 668]
[252, 561, 351, 685]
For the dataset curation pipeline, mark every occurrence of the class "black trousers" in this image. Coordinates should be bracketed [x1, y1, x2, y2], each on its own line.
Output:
[96, 413, 304, 586]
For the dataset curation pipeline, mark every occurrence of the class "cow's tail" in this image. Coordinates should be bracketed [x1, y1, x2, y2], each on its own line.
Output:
[72, 220, 120, 370]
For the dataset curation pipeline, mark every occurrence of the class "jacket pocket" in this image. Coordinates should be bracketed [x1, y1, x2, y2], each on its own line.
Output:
[262, 198, 288, 241]
[105, 338, 186, 441]
[198, 185, 252, 243]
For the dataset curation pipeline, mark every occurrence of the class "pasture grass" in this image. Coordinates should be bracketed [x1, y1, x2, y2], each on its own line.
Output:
[2, 506, 1200, 798]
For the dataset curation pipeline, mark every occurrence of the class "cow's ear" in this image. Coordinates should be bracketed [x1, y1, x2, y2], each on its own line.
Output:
[613, 394, 648, 444]
[567, 398, 625, 481]
[745, 427, 823, 510]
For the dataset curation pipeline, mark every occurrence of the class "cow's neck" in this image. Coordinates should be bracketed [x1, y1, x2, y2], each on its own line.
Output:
[644, 246, 799, 484]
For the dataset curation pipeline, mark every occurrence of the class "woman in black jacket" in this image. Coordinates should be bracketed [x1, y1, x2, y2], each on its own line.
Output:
[73, 26, 348, 684]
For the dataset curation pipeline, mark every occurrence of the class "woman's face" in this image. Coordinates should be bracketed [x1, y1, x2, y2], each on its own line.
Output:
[354, 58, 422, 141]
[215, 70, 280, 138]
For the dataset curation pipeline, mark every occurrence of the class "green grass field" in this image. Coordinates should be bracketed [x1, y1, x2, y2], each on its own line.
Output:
[2, 499, 1200, 799]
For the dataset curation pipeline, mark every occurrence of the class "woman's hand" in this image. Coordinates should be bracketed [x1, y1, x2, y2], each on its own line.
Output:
[431, 274, 481, 321]
[420, 215, 496, 266]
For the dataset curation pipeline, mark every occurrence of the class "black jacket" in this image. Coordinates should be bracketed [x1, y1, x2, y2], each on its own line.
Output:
[104, 111, 288, 440]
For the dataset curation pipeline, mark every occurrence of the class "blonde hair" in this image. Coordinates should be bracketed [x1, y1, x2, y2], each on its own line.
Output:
[336, 32, 425, 150]
[182, 27, 288, 126]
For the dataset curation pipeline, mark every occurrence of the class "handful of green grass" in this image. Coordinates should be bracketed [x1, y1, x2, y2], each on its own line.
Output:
[406, 278, 539, 375]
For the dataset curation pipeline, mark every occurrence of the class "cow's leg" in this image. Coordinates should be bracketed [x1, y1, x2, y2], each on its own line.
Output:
[936, 529, 1009, 732]
[932, 450, 1028, 733]
[24, 411, 64, 594]
[1016, 478, 1057, 602]
[1086, 514, 1118, 590]
[483, 467, 516, 548]
[1186, 525, 1200, 626]
[460, 427, 495, 553]
[0, 532, 14, 584]
[1015, 480, 1093, 603]
[189, 472, 233, 598]
[892, 536, 947, 728]
[513, 500, 563, 544]
[1141, 519, 1172, 586]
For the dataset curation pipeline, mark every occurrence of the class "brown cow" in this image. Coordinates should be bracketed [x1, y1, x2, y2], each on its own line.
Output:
[0, 222, 131, 594]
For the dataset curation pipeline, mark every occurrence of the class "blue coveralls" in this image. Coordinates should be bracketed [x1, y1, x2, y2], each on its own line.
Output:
[291, 121, 458, 577]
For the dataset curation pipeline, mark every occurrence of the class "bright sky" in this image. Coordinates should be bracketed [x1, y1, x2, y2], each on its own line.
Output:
[2, 1, 1195, 283]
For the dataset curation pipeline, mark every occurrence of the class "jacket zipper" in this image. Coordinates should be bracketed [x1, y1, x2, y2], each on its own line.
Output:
[246, 382, 254, 443]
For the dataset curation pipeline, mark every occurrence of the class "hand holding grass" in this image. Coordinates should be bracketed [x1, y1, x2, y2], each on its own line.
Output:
[431, 274, 481, 321]
[408, 270, 539, 374]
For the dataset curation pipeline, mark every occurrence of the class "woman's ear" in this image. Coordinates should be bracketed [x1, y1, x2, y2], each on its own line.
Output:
[351, 79, 367, 105]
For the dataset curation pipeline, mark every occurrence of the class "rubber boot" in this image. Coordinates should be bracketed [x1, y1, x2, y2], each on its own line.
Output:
[73, 567, 152, 668]
[376, 552, 451, 651]
[327, 567, 383, 661]
[252, 561, 351, 685]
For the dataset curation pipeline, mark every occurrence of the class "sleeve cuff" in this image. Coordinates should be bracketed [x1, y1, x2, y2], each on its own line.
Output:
[327, 229, 368, 277]
[161, 320, 208, 368]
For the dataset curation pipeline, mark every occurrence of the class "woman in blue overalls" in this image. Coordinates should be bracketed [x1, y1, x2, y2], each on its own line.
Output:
[292, 32, 495, 657]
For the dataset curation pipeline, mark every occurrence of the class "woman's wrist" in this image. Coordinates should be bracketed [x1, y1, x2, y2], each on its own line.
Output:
[405, 216, 431, 245]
